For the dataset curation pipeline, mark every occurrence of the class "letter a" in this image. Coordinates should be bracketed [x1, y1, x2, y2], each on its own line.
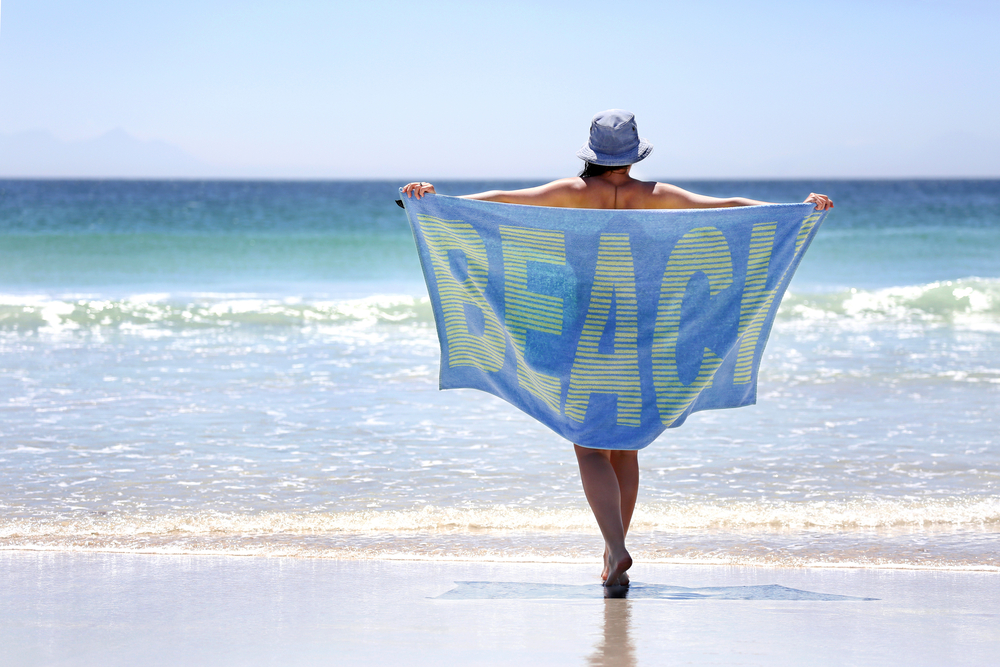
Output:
[565, 234, 641, 426]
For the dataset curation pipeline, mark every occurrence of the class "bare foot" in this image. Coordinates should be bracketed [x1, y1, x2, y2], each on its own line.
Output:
[604, 550, 632, 588]
[601, 547, 630, 586]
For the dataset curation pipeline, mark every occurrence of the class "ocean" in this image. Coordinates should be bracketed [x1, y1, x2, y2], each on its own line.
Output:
[1, 179, 997, 569]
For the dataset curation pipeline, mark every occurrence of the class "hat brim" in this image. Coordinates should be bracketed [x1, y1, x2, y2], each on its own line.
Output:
[576, 138, 653, 167]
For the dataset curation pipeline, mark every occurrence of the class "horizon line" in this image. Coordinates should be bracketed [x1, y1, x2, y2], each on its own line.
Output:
[3, 175, 1000, 182]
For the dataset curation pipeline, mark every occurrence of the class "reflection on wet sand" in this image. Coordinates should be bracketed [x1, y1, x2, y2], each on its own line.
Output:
[434, 581, 872, 601]
[588, 599, 636, 667]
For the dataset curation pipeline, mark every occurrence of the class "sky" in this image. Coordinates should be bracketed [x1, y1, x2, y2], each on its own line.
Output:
[1, 0, 998, 179]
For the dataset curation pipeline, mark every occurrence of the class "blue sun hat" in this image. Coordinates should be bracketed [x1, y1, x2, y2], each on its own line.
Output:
[576, 109, 653, 166]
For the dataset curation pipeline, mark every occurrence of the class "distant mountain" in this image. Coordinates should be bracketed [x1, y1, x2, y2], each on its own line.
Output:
[0, 128, 218, 178]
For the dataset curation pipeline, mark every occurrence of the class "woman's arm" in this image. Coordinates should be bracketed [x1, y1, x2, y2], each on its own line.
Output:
[646, 183, 769, 209]
[402, 181, 834, 211]
[460, 179, 587, 207]
[645, 183, 834, 211]
[401, 179, 583, 207]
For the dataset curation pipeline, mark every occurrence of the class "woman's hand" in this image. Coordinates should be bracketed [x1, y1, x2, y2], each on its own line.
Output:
[402, 182, 436, 199]
[805, 193, 834, 211]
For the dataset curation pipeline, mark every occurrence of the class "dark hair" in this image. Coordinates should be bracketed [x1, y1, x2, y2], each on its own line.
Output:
[579, 162, 630, 177]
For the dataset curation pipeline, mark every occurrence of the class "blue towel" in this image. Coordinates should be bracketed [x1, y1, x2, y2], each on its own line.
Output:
[401, 193, 826, 450]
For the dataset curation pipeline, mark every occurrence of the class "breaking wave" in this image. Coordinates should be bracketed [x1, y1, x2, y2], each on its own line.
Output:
[3, 278, 997, 336]
[779, 278, 1000, 328]
[0, 293, 434, 332]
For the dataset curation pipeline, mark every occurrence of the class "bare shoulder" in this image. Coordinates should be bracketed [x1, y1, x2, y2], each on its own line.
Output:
[641, 182, 765, 209]
[615, 179, 679, 209]
[542, 177, 613, 208]
[462, 177, 587, 207]
[512, 177, 590, 207]
[545, 176, 588, 193]
[646, 181, 701, 208]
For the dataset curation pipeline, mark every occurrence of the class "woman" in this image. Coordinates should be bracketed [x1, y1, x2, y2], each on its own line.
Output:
[403, 109, 833, 587]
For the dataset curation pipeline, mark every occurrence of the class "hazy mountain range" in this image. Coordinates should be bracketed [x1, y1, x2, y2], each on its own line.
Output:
[2, 128, 998, 179]
[0, 129, 228, 178]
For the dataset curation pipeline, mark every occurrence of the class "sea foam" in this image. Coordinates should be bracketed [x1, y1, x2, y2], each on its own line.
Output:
[3, 498, 998, 569]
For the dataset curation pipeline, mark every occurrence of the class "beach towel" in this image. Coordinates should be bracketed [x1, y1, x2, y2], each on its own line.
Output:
[400, 193, 826, 450]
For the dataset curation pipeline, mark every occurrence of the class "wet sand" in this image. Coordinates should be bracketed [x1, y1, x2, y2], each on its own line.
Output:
[3, 551, 998, 666]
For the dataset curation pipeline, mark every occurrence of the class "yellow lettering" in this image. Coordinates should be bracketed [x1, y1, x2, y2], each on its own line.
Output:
[565, 234, 641, 426]
[733, 212, 823, 383]
[418, 214, 505, 372]
[652, 227, 733, 424]
[499, 225, 566, 411]
[733, 222, 776, 383]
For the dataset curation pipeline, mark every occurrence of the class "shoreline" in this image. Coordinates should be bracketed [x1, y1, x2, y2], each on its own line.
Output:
[5, 550, 999, 666]
[3, 545, 998, 573]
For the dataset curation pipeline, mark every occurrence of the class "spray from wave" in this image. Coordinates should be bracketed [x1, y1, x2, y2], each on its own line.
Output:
[3, 498, 998, 570]
[4, 497, 998, 539]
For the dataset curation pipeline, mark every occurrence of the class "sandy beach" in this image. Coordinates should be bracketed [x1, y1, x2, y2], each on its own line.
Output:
[4, 0, 1000, 663]
[4, 550, 998, 666]
[2, 185, 998, 664]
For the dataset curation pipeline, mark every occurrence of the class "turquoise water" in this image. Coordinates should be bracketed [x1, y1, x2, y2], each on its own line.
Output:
[4, 180, 999, 292]
[1, 179, 997, 568]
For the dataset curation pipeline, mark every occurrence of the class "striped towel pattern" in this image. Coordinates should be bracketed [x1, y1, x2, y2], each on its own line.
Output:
[402, 193, 826, 450]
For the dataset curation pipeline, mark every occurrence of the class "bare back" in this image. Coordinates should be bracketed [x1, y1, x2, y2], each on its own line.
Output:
[461, 171, 768, 210]
[402, 174, 831, 212]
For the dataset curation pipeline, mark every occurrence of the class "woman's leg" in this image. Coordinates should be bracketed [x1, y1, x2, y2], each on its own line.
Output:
[574, 445, 638, 586]
[604, 449, 639, 583]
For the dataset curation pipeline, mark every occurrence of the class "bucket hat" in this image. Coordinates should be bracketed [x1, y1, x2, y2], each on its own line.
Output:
[576, 109, 653, 166]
